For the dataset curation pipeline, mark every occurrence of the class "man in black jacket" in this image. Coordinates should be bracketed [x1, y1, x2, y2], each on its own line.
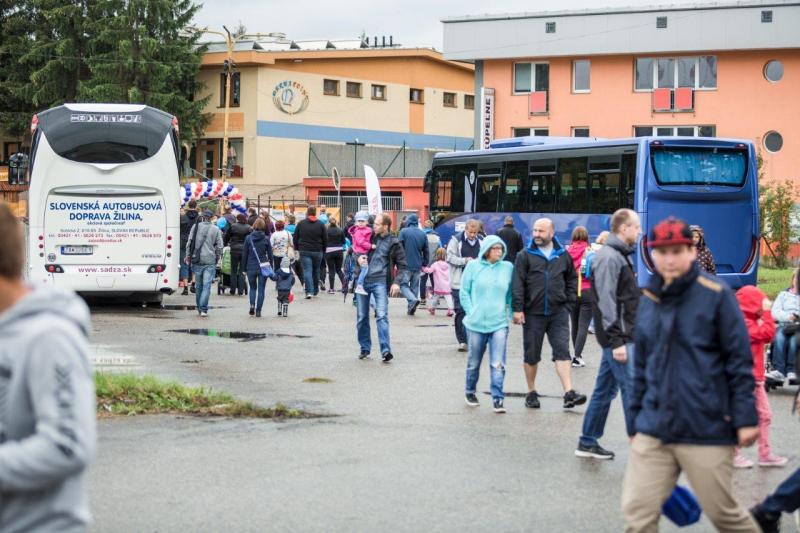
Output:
[512, 218, 586, 409]
[622, 217, 759, 532]
[496, 216, 524, 263]
[179, 200, 199, 295]
[224, 213, 253, 296]
[355, 213, 408, 363]
[293, 206, 327, 298]
[575, 208, 641, 460]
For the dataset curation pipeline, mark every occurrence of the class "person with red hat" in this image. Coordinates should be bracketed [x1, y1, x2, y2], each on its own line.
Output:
[622, 217, 760, 532]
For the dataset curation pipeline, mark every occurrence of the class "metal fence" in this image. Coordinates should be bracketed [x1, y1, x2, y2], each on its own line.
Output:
[317, 194, 404, 215]
[309, 142, 444, 178]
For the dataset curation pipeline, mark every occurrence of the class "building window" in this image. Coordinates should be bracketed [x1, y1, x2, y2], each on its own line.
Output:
[346, 82, 362, 98]
[219, 72, 241, 107]
[513, 127, 548, 137]
[464, 94, 475, 110]
[323, 79, 340, 96]
[764, 131, 783, 153]
[761, 10, 773, 22]
[573, 60, 590, 92]
[514, 62, 549, 94]
[545, 21, 556, 33]
[443, 92, 457, 107]
[634, 125, 716, 137]
[656, 16, 667, 28]
[410, 88, 424, 103]
[764, 60, 784, 82]
[636, 56, 717, 91]
[572, 127, 590, 137]
[371, 84, 386, 100]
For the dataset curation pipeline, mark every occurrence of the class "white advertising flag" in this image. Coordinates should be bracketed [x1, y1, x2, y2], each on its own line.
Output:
[364, 165, 383, 215]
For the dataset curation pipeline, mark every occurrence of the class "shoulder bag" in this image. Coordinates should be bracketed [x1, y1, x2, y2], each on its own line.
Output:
[250, 238, 273, 278]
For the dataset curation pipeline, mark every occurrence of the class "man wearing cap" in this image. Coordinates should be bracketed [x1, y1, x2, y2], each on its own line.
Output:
[185, 209, 224, 317]
[622, 217, 760, 532]
[575, 208, 641, 460]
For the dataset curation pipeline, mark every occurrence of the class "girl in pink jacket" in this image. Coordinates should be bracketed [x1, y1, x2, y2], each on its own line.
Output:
[422, 248, 454, 316]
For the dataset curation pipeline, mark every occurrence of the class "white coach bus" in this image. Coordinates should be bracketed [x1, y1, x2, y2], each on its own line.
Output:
[25, 103, 181, 303]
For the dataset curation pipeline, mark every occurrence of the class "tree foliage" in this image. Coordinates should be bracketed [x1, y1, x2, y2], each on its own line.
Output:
[759, 150, 798, 268]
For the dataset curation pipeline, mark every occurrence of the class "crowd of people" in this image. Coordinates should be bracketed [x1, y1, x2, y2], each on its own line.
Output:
[1, 196, 799, 532]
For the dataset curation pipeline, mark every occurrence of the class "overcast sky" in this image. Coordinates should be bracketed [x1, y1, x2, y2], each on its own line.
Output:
[194, 0, 705, 50]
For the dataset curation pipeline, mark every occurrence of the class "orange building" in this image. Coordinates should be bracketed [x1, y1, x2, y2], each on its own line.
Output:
[195, 38, 475, 211]
[442, 2, 800, 185]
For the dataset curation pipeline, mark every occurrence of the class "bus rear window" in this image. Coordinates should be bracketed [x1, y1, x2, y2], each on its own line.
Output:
[38, 107, 173, 164]
[651, 147, 747, 187]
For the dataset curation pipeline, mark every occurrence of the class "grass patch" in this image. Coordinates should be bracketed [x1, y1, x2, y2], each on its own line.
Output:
[95, 373, 313, 419]
[758, 266, 795, 299]
[303, 377, 334, 383]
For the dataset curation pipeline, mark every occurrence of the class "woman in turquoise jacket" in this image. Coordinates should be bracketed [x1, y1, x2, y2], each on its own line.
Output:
[460, 235, 515, 413]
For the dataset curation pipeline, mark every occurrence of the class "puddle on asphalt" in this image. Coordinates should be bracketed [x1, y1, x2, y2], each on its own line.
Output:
[415, 324, 449, 328]
[169, 329, 311, 341]
[161, 304, 228, 311]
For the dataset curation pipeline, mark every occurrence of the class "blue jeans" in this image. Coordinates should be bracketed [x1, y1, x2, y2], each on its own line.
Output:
[773, 329, 798, 375]
[763, 467, 800, 514]
[192, 264, 215, 313]
[300, 251, 323, 296]
[579, 343, 635, 448]
[356, 265, 368, 287]
[465, 327, 508, 400]
[247, 272, 267, 313]
[400, 270, 421, 309]
[179, 245, 189, 280]
[356, 281, 390, 354]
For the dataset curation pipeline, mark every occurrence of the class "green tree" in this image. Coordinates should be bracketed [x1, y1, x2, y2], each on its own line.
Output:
[79, 0, 210, 140]
[760, 178, 798, 268]
[0, 1, 43, 138]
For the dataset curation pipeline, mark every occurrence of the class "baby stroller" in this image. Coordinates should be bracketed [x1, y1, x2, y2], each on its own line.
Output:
[765, 328, 799, 391]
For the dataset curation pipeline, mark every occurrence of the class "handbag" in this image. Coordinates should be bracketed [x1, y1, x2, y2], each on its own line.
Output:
[662, 485, 702, 527]
[782, 322, 799, 337]
[250, 238, 273, 278]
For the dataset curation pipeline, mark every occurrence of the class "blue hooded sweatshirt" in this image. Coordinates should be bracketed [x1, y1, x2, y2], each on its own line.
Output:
[398, 214, 428, 271]
[459, 235, 515, 333]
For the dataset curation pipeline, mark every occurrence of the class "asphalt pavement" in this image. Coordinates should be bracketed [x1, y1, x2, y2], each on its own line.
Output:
[88, 283, 800, 532]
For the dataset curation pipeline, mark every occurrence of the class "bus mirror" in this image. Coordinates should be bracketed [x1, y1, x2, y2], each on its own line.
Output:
[8, 153, 29, 185]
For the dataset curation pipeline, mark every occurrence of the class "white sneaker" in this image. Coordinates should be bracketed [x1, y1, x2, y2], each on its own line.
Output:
[199, 311, 208, 318]
[766, 370, 786, 382]
[787, 372, 797, 384]
[354, 285, 368, 296]
[572, 357, 586, 368]
[458, 343, 468, 352]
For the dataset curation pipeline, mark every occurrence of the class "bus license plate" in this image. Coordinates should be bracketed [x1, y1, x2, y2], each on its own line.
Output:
[61, 245, 93, 255]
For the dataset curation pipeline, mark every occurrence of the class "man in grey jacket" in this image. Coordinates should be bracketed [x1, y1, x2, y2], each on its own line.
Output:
[447, 219, 483, 352]
[185, 209, 224, 317]
[0, 201, 97, 532]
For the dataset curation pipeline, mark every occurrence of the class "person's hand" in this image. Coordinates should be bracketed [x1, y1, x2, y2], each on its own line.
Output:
[465, 257, 473, 262]
[358, 255, 368, 267]
[613, 346, 628, 363]
[792, 313, 800, 322]
[389, 284, 400, 297]
[183, 257, 189, 265]
[737, 426, 759, 447]
[513, 312, 525, 325]
[762, 298, 773, 312]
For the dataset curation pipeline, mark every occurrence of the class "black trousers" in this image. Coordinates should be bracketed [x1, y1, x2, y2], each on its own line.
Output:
[230, 251, 246, 295]
[570, 291, 594, 359]
[326, 251, 345, 290]
[452, 289, 467, 344]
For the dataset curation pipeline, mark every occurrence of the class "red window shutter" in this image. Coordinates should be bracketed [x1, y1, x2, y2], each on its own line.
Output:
[652, 88, 671, 111]
[674, 88, 693, 110]
[530, 91, 547, 114]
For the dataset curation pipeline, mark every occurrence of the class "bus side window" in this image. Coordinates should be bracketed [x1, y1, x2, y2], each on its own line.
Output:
[529, 159, 556, 213]
[476, 165, 501, 212]
[620, 153, 637, 209]
[433, 168, 453, 211]
[589, 155, 623, 214]
[502, 161, 526, 212]
[557, 157, 589, 213]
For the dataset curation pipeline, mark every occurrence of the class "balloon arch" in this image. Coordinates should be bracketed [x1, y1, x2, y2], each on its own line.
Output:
[180, 180, 247, 214]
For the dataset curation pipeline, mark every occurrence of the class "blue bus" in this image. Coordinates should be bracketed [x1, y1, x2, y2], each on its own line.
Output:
[424, 136, 759, 288]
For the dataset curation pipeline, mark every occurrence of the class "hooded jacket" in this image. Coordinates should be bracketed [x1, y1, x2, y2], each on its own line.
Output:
[631, 263, 758, 444]
[186, 219, 224, 266]
[772, 288, 800, 325]
[365, 230, 409, 287]
[691, 225, 717, 275]
[446, 231, 484, 290]
[567, 240, 592, 292]
[0, 287, 96, 533]
[272, 267, 296, 292]
[398, 214, 428, 271]
[179, 209, 199, 248]
[512, 236, 577, 316]
[590, 233, 640, 349]
[421, 260, 451, 295]
[224, 222, 253, 254]
[496, 224, 524, 263]
[736, 285, 776, 382]
[241, 231, 274, 277]
[459, 236, 515, 333]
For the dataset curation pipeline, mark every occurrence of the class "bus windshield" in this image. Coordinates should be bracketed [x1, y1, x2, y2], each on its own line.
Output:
[651, 146, 747, 187]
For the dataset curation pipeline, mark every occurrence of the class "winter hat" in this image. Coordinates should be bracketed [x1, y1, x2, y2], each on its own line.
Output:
[202, 209, 214, 218]
[647, 217, 693, 248]
[355, 210, 369, 222]
[280, 256, 291, 269]
[216, 217, 228, 229]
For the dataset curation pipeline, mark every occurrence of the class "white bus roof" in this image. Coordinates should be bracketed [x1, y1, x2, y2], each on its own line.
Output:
[63, 103, 148, 112]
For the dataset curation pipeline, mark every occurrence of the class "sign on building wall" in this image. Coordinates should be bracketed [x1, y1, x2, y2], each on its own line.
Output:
[480, 87, 495, 149]
[272, 80, 310, 115]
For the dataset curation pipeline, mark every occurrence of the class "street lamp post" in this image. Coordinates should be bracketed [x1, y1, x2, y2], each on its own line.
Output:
[184, 25, 285, 180]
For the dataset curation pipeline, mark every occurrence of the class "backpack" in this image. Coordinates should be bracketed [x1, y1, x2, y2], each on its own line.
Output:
[580, 249, 595, 280]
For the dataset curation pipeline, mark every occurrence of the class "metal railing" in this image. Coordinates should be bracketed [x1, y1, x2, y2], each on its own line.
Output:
[317, 194, 404, 214]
